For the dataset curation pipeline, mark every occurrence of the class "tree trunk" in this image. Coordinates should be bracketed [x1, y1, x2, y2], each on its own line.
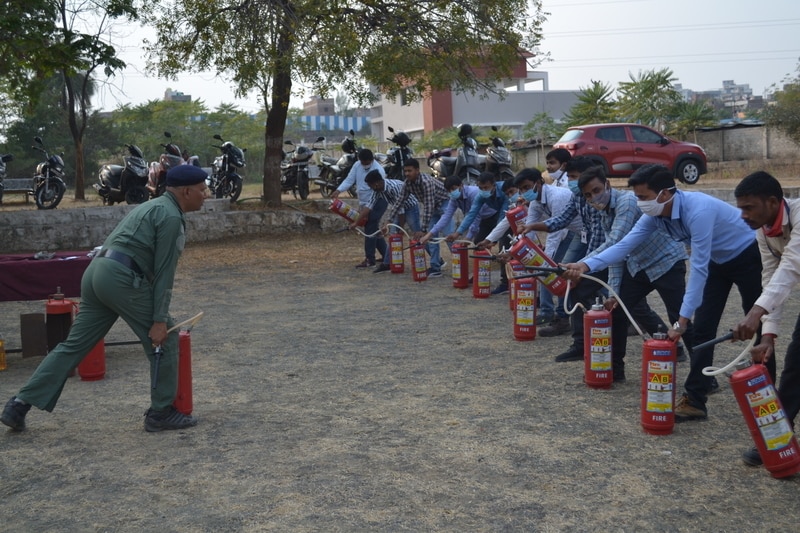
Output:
[62, 72, 86, 200]
[261, 29, 294, 206]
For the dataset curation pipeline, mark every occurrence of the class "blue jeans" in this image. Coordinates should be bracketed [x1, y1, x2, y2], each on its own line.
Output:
[539, 231, 578, 319]
[426, 207, 450, 271]
[364, 197, 388, 263]
[383, 205, 421, 265]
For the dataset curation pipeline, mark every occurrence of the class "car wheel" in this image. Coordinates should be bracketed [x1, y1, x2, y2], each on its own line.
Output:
[677, 160, 701, 185]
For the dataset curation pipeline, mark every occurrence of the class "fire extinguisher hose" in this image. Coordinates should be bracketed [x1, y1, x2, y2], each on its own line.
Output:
[701, 334, 756, 377]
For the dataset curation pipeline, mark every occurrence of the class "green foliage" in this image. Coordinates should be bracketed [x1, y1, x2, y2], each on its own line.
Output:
[616, 68, 682, 131]
[667, 101, 719, 142]
[763, 61, 800, 145]
[142, 0, 547, 204]
[562, 80, 617, 127]
[523, 112, 560, 143]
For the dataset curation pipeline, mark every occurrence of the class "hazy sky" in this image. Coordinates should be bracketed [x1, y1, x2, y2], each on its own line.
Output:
[94, 0, 800, 113]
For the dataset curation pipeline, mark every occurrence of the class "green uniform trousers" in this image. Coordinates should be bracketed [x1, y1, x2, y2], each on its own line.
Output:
[17, 257, 178, 411]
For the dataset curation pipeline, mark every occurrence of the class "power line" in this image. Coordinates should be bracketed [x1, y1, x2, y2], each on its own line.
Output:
[551, 50, 800, 63]
[546, 19, 800, 37]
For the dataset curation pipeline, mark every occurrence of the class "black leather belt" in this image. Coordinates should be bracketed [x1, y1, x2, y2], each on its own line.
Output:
[97, 248, 145, 277]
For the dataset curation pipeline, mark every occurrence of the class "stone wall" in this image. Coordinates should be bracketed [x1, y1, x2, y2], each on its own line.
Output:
[0, 199, 351, 253]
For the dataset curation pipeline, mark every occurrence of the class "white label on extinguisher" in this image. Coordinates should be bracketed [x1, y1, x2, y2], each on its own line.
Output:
[478, 262, 491, 286]
[414, 252, 426, 271]
[453, 257, 461, 277]
[516, 290, 535, 325]
[590, 330, 612, 370]
[646, 360, 674, 412]
[746, 385, 795, 451]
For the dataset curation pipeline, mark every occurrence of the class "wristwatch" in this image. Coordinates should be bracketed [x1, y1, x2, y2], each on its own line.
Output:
[672, 321, 687, 334]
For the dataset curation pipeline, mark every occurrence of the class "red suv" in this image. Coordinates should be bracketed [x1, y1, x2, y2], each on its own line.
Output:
[554, 123, 707, 184]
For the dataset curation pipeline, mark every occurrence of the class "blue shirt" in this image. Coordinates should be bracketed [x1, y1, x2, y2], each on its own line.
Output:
[430, 185, 482, 238]
[585, 189, 687, 293]
[584, 190, 756, 318]
[457, 182, 509, 235]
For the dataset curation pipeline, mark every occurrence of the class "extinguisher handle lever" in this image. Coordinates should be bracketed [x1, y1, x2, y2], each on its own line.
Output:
[692, 331, 734, 352]
[523, 265, 565, 275]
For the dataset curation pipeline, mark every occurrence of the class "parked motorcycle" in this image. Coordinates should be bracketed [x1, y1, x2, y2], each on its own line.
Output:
[281, 136, 324, 200]
[380, 126, 413, 180]
[0, 152, 12, 203]
[94, 144, 149, 205]
[315, 129, 358, 198]
[147, 131, 186, 199]
[208, 134, 245, 201]
[31, 136, 67, 209]
[427, 123, 485, 185]
[485, 126, 515, 181]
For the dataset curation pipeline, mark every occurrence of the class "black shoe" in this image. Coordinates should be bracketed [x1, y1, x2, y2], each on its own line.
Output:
[555, 345, 583, 362]
[1, 396, 32, 431]
[355, 259, 375, 268]
[539, 317, 571, 337]
[491, 283, 509, 295]
[742, 447, 763, 467]
[144, 406, 198, 432]
[373, 263, 391, 274]
[708, 376, 720, 394]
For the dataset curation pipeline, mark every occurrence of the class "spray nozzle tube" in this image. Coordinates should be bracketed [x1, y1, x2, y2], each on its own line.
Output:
[692, 331, 733, 352]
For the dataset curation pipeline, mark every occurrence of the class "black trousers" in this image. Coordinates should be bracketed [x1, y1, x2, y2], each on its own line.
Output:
[684, 241, 769, 406]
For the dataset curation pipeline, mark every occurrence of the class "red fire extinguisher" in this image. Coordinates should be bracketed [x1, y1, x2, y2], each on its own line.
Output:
[730, 360, 800, 478]
[584, 298, 612, 389]
[410, 240, 428, 282]
[641, 331, 676, 435]
[451, 242, 470, 289]
[507, 260, 527, 311]
[389, 233, 404, 274]
[46, 288, 78, 376]
[505, 204, 528, 235]
[513, 276, 536, 341]
[329, 198, 366, 226]
[506, 236, 567, 298]
[472, 249, 492, 298]
[173, 330, 194, 415]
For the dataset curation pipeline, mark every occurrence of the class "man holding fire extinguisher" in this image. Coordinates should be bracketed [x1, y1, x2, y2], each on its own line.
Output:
[563, 164, 762, 422]
[732, 171, 800, 467]
[561, 165, 689, 382]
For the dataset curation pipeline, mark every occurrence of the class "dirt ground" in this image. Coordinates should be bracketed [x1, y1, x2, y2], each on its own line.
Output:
[2, 229, 800, 532]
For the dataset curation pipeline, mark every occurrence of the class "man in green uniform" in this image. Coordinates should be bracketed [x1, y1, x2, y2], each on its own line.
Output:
[1, 164, 209, 433]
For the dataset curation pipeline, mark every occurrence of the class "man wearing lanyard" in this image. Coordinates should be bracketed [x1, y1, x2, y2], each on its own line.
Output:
[565, 164, 763, 421]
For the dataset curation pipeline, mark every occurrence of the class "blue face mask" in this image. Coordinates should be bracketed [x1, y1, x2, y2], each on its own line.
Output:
[568, 180, 580, 195]
[522, 189, 538, 202]
[507, 193, 520, 203]
[449, 188, 462, 200]
[478, 189, 492, 199]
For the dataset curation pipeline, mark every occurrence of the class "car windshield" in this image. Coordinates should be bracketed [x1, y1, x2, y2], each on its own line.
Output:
[556, 129, 584, 143]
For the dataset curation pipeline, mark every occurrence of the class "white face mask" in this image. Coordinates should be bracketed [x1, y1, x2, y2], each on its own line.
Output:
[637, 188, 675, 217]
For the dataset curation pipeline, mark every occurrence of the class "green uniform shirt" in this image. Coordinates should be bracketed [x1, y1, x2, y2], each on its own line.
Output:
[102, 191, 185, 323]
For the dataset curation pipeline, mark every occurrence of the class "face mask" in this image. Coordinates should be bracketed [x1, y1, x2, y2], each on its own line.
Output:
[522, 189, 538, 202]
[568, 180, 580, 195]
[637, 189, 674, 217]
[588, 187, 611, 211]
[507, 193, 520, 204]
[449, 188, 462, 200]
[478, 189, 492, 199]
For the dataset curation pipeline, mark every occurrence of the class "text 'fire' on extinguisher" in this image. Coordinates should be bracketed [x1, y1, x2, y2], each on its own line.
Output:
[584, 298, 612, 389]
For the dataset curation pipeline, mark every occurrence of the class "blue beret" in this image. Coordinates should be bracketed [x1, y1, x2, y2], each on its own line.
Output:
[166, 165, 208, 187]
